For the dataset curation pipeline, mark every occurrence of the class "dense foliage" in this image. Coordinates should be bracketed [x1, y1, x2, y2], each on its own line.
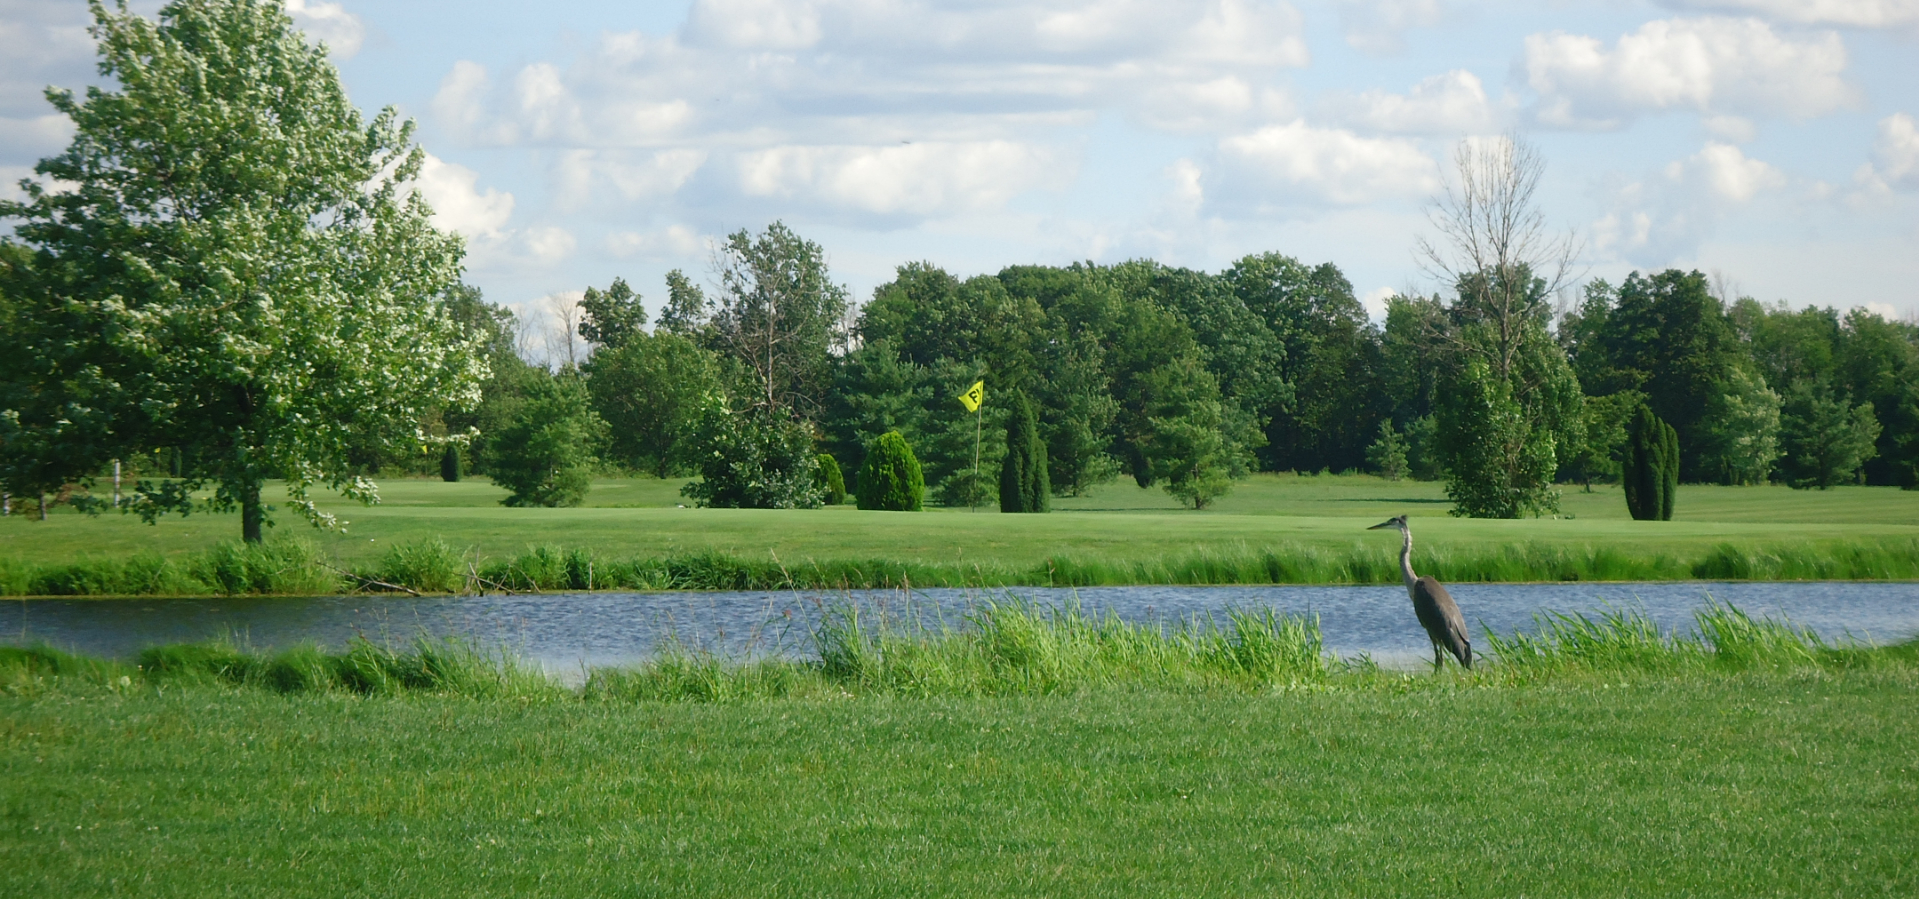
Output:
[485, 375, 606, 508]
[857, 432, 925, 512]
[0, 0, 485, 540]
[1624, 407, 1679, 521]
[999, 391, 1050, 513]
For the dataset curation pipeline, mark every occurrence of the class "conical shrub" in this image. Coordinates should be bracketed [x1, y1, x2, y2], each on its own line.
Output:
[1625, 405, 1678, 521]
[856, 432, 924, 511]
[999, 390, 1050, 513]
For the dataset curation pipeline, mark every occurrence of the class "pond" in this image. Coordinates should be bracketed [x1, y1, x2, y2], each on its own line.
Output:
[6, 581, 1918, 674]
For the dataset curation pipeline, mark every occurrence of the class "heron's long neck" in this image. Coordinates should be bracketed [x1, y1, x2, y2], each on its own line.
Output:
[1399, 529, 1417, 590]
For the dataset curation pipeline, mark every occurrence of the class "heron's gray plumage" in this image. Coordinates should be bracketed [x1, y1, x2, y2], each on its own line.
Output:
[1369, 514, 1472, 669]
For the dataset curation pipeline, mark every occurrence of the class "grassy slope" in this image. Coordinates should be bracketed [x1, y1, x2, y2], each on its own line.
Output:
[3, 670, 1915, 896]
[3, 473, 1917, 569]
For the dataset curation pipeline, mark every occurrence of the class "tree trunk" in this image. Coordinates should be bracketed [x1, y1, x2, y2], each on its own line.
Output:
[242, 479, 265, 543]
[39, 492, 49, 521]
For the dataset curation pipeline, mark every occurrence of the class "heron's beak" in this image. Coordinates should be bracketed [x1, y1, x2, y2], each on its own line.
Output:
[1367, 519, 1396, 530]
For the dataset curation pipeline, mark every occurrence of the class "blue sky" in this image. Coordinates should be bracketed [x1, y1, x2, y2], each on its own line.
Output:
[4, 0, 1916, 340]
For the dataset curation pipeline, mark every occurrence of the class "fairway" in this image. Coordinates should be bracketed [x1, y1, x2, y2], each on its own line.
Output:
[4, 473, 1918, 571]
[3, 668, 1914, 897]
[3, 474, 1919, 587]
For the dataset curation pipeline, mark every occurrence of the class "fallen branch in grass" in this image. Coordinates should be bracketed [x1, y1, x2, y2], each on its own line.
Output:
[321, 562, 422, 597]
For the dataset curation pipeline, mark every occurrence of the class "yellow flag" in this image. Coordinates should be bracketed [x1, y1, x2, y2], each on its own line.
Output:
[958, 380, 984, 412]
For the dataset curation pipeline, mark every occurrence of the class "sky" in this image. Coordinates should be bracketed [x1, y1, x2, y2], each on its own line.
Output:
[3, 0, 1917, 335]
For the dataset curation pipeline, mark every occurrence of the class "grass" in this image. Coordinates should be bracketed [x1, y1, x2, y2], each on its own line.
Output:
[2, 608, 1915, 897]
[2, 473, 1918, 594]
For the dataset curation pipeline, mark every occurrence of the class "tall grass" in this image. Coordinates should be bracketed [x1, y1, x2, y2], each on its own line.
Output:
[2, 598, 1904, 703]
[2, 537, 1916, 596]
[1484, 599, 1827, 677]
[1, 637, 561, 700]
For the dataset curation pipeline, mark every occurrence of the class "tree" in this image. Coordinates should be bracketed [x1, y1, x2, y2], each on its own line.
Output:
[815, 453, 847, 506]
[1416, 136, 1583, 517]
[1779, 379, 1881, 490]
[1559, 391, 1641, 490]
[1701, 367, 1781, 485]
[439, 445, 461, 483]
[999, 390, 1050, 513]
[1417, 134, 1579, 385]
[681, 409, 822, 509]
[708, 222, 849, 416]
[1439, 360, 1560, 518]
[655, 269, 709, 339]
[1568, 271, 1749, 481]
[584, 332, 722, 477]
[1624, 406, 1677, 521]
[1140, 356, 1256, 510]
[1223, 253, 1372, 473]
[0, 0, 485, 541]
[485, 373, 607, 508]
[578, 277, 647, 349]
[1366, 421, 1408, 481]
[857, 431, 924, 512]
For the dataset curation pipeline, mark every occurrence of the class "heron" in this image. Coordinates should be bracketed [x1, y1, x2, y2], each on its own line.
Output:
[1368, 514, 1471, 669]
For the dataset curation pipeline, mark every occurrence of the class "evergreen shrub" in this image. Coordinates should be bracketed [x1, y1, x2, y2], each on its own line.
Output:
[1625, 406, 1679, 521]
[816, 453, 847, 505]
[999, 391, 1050, 512]
[857, 432, 924, 511]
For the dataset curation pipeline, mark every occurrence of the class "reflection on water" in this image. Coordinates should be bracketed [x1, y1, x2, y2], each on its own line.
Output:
[5, 581, 1917, 673]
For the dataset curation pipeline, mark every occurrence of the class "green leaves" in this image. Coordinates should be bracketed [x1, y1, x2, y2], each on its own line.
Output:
[1779, 379, 1881, 490]
[486, 374, 607, 508]
[1, 0, 485, 539]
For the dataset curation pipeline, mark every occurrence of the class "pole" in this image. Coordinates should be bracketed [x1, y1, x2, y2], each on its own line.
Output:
[971, 406, 982, 511]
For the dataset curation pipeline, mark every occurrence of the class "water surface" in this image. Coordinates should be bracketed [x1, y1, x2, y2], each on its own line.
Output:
[7, 581, 1917, 673]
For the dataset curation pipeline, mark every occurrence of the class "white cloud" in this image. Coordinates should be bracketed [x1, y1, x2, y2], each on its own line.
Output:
[1853, 112, 1919, 194]
[1524, 17, 1856, 129]
[1593, 142, 1786, 264]
[0, 113, 73, 158]
[284, 0, 365, 59]
[0, 4, 95, 120]
[1657, 0, 1919, 29]
[734, 140, 1070, 218]
[1337, 0, 1444, 55]
[1212, 121, 1438, 208]
[522, 226, 578, 265]
[555, 149, 708, 208]
[415, 154, 515, 239]
[1326, 69, 1498, 135]
[685, 0, 823, 49]
[606, 225, 709, 258]
[432, 0, 1310, 156]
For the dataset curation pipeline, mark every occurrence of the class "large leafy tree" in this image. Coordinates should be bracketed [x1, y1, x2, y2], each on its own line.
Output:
[0, 0, 484, 541]
[1565, 270, 1748, 481]
[486, 373, 608, 508]
[1778, 379, 1881, 490]
[584, 332, 722, 478]
[705, 222, 849, 416]
[1416, 136, 1583, 517]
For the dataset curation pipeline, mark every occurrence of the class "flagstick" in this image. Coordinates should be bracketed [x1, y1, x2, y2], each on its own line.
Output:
[971, 404, 982, 512]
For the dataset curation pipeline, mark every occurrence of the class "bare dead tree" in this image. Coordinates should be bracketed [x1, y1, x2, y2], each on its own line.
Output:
[544, 292, 586, 370]
[1417, 133, 1582, 382]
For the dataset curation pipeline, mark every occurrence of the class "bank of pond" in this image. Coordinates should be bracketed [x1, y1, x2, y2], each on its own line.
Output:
[6, 595, 1917, 703]
[5, 534, 1919, 598]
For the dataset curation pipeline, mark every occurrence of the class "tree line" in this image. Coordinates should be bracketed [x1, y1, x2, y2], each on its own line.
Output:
[446, 226, 1914, 518]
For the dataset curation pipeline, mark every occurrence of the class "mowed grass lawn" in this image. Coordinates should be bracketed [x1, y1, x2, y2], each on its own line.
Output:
[3, 473, 1918, 569]
[3, 668, 1915, 896]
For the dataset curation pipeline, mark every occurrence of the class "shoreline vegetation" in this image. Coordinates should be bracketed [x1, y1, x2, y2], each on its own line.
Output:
[3, 599, 1908, 701]
[3, 533, 1919, 597]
